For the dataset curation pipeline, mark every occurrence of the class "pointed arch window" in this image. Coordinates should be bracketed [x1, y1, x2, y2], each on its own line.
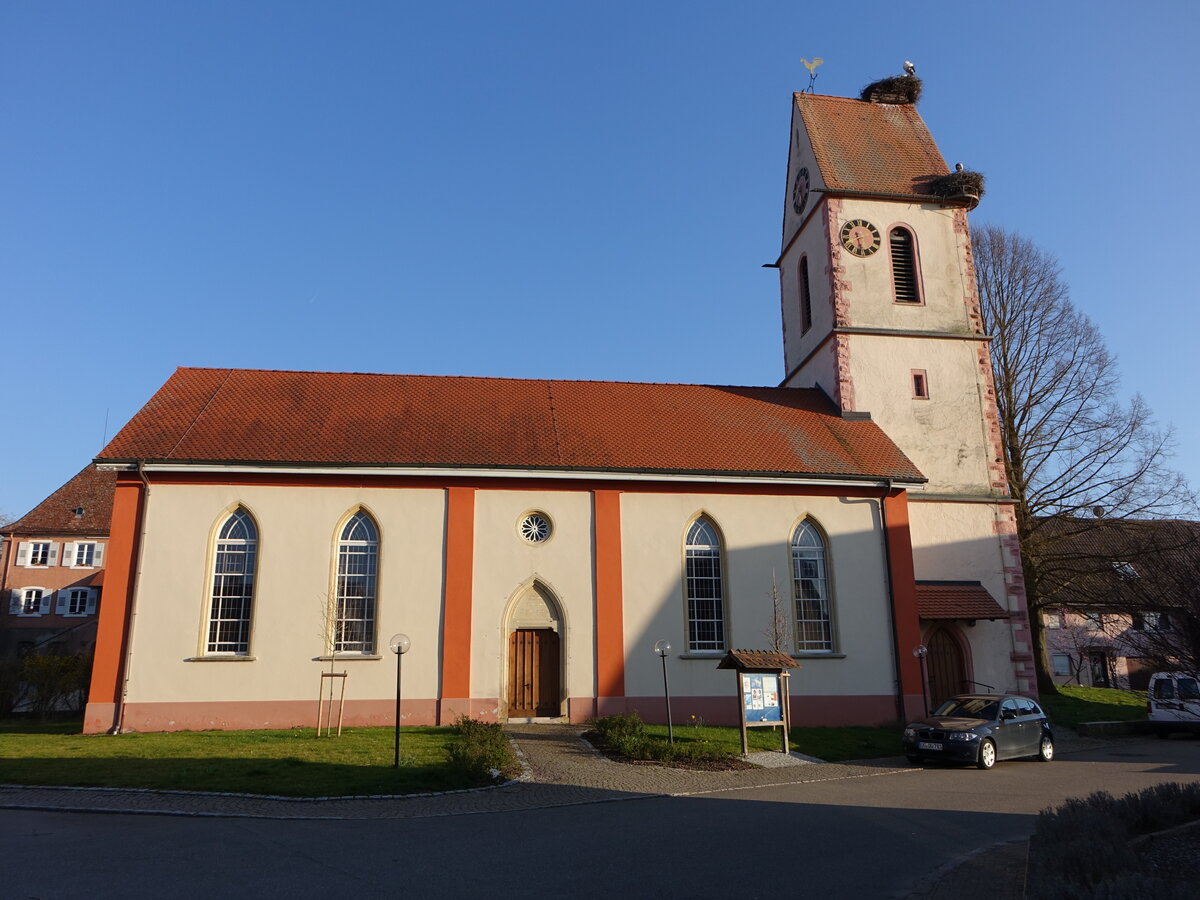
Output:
[685, 518, 725, 653]
[889, 227, 922, 304]
[334, 511, 379, 653]
[207, 509, 258, 654]
[792, 521, 833, 652]
[799, 256, 813, 334]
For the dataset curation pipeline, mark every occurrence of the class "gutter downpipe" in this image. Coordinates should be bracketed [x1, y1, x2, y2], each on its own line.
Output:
[110, 461, 150, 735]
[878, 479, 908, 723]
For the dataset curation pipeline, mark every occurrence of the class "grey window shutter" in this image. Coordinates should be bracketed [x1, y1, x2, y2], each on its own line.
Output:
[8, 590, 20, 615]
[47, 543, 59, 564]
[16, 542, 29, 566]
[93, 543, 105, 566]
[38, 592, 51, 615]
[85, 590, 99, 615]
[55, 590, 68, 615]
[63, 543, 77, 567]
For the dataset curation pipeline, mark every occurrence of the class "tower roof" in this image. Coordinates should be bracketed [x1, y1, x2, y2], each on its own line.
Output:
[97, 367, 925, 483]
[795, 93, 950, 198]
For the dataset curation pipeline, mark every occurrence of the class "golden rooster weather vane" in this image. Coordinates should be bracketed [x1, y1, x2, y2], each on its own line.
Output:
[800, 57, 823, 93]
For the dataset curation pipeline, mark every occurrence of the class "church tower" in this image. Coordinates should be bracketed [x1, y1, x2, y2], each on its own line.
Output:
[777, 75, 1037, 695]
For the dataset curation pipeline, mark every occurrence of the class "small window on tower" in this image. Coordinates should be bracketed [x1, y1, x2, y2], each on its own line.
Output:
[890, 227, 922, 304]
[799, 256, 813, 334]
[911, 369, 929, 399]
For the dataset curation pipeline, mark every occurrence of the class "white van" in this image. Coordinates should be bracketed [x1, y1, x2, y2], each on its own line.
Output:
[1147, 672, 1200, 738]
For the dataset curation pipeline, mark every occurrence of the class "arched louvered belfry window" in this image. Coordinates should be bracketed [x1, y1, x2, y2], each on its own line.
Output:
[799, 256, 813, 334]
[792, 520, 834, 652]
[334, 511, 379, 653]
[207, 508, 258, 654]
[684, 517, 726, 653]
[889, 227, 922, 304]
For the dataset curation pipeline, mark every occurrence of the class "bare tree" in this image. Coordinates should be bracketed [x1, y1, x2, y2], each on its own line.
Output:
[972, 224, 1197, 691]
[763, 571, 790, 654]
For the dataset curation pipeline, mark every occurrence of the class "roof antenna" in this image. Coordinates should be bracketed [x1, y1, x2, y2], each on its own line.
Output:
[800, 57, 824, 93]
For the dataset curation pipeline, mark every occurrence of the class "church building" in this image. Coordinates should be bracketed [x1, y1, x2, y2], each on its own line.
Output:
[83, 75, 1034, 734]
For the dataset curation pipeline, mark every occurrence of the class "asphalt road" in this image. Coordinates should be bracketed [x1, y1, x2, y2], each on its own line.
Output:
[5, 736, 1199, 899]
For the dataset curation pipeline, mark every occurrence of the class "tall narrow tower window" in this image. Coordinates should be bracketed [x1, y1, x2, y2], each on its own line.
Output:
[889, 227, 921, 304]
[799, 256, 813, 334]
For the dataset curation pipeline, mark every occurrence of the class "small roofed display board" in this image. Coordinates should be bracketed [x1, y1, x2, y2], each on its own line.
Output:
[717, 650, 799, 756]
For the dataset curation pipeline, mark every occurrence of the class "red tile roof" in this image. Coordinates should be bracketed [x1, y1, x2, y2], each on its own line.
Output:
[98, 367, 924, 482]
[4, 466, 116, 537]
[916, 581, 1009, 621]
[796, 93, 950, 198]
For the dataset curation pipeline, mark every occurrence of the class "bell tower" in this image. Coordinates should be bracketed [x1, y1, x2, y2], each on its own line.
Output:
[777, 81, 999, 499]
[776, 74, 1037, 695]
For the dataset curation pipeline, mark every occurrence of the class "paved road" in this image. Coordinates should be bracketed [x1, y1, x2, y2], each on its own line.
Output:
[4, 735, 1199, 898]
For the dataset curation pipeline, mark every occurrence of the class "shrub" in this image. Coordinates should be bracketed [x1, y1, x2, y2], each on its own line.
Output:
[445, 716, 520, 784]
[22, 653, 91, 719]
[1028, 783, 1200, 898]
[590, 712, 736, 764]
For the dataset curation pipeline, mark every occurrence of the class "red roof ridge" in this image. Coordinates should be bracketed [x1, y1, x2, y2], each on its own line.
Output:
[170, 364, 808, 393]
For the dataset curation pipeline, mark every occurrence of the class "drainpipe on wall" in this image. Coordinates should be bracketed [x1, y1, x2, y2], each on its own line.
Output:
[110, 461, 151, 735]
[877, 480, 908, 723]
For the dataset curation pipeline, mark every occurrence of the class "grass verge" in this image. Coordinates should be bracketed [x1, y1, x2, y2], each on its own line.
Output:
[1039, 685, 1147, 729]
[589, 713, 902, 766]
[0, 718, 512, 797]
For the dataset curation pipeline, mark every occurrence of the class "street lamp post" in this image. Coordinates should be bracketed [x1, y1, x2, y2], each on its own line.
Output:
[912, 644, 929, 717]
[390, 633, 411, 767]
[654, 639, 674, 744]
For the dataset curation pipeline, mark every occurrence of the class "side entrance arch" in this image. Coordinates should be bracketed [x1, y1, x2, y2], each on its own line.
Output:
[504, 581, 564, 719]
[926, 626, 967, 710]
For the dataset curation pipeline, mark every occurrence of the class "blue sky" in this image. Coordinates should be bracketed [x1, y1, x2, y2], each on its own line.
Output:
[2, 1, 1197, 519]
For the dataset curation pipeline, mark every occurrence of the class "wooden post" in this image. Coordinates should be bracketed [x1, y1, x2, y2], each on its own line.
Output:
[317, 672, 348, 737]
[780, 672, 791, 755]
[738, 671, 749, 756]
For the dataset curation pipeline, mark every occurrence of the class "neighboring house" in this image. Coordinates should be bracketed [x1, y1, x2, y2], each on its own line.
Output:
[83, 74, 1035, 735]
[1, 466, 116, 660]
[1038, 517, 1200, 690]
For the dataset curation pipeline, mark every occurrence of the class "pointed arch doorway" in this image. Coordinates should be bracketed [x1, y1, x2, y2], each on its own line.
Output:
[504, 582, 564, 719]
[926, 626, 967, 710]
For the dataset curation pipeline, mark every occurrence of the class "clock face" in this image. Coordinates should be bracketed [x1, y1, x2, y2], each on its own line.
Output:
[791, 166, 811, 216]
[840, 219, 881, 257]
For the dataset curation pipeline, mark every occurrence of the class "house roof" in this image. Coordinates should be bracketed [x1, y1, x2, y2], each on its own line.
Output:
[916, 581, 1010, 621]
[96, 367, 925, 482]
[3, 466, 116, 537]
[795, 93, 950, 198]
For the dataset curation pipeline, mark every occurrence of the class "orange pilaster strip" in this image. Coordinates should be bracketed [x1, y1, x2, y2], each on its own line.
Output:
[883, 490, 924, 711]
[593, 490, 626, 698]
[86, 475, 145, 711]
[440, 487, 476, 707]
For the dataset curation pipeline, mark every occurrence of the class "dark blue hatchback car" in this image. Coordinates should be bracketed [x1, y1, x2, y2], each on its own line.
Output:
[902, 694, 1054, 769]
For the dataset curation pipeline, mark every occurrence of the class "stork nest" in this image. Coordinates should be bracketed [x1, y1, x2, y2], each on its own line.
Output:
[860, 74, 922, 104]
[928, 169, 986, 200]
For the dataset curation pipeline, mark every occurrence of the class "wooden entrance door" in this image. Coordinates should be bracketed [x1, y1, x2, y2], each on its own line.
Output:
[926, 627, 966, 710]
[508, 628, 560, 717]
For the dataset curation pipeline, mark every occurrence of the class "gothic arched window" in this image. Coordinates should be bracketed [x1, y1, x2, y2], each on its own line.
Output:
[685, 518, 725, 653]
[334, 511, 379, 653]
[207, 508, 258, 654]
[792, 520, 834, 652]
[799, 256, 813, 334]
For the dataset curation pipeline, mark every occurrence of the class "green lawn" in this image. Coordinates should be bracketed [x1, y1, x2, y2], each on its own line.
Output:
[1038, 685, 1147, 729]
[0, 720, 486, 797]
[641, 721, 903, 761]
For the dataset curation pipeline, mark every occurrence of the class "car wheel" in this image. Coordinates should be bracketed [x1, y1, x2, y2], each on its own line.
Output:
[976, 738, 996, 770]
[1037, 734, 1054, 762]
[905, 755, 922, 765]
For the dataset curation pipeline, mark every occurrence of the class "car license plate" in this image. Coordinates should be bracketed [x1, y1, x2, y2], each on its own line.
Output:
[917, 741, 943, 751]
